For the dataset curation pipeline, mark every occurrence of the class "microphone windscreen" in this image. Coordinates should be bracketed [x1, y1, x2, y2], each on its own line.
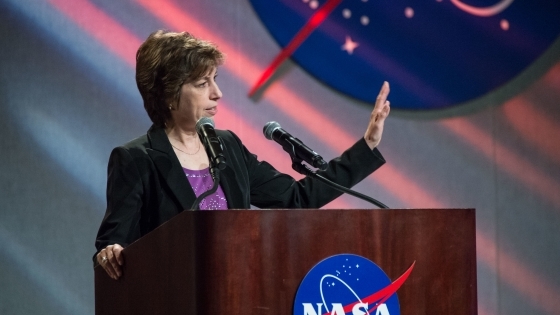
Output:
[196, 117, 215, 133]
[263, 121, 281, 140]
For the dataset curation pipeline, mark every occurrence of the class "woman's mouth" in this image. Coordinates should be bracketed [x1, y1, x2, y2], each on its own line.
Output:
[205, 106, 218, 115]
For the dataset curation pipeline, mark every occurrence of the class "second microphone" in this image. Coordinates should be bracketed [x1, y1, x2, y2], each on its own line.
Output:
[263, 121, 328, 171]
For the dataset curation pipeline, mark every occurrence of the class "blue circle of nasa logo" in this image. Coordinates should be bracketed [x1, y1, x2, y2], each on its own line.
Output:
[294, 254, 402, 315]
[250, 0, 560, 110]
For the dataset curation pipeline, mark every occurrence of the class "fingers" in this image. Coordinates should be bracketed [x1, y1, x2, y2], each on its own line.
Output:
[97, 244, 124, 280]
[377, 100, 390, 122]
[371, 82, 390, 123]
[105, 247, 120, 278]
[364, 82, 391, 149]
[374, 81, 390, 112]
[114, 245, 124, 266]
[97, 251, 116, 280]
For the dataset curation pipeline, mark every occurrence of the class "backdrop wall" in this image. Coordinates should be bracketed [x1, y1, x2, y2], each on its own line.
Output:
[1, 1, 559, 314]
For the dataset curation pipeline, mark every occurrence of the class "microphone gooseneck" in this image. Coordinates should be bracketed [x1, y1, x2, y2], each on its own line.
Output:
[189, 168, 221, 210]
[263, 121, 389, 209]
[196, 117, 226, 170]
[189, 117, 225, 211]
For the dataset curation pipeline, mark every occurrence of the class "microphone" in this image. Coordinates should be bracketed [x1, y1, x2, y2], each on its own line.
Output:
[263, 121, 327, 171]
[196, 117, 226, 170]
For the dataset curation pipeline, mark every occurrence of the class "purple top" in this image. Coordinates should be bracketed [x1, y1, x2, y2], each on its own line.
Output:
[183, 168, 228, 210]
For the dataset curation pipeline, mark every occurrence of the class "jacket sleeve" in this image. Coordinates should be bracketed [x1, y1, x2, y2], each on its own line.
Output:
[94, 146, 144, 258]
[227, 131, 385, 209]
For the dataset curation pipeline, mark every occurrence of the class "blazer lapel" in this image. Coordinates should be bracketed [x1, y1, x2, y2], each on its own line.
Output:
[218, 166, 245, 209]
[218, 137, 246, 209]
[146, 125, 197, 211]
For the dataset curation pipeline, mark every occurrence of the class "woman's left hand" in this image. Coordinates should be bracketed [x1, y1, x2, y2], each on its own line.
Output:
[364, 81, 391, 150]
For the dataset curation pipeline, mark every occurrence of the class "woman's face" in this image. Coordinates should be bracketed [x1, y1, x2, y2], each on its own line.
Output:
[173, 67, 222, 129]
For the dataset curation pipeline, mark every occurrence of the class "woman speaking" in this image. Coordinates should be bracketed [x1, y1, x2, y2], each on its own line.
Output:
[94, 30, 391, 280]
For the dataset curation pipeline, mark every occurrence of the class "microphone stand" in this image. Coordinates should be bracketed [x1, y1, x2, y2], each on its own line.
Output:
[189, 167, 221, 210]
[190, 128, 226, 210]
[291, 158, 389, 209]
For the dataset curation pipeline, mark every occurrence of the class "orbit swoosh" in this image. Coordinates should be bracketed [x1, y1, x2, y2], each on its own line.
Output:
[450, 0, 514, 17]
[322, 262, 415, 315]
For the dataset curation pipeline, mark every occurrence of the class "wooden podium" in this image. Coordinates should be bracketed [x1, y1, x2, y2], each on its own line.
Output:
[95, 209, 477, 314]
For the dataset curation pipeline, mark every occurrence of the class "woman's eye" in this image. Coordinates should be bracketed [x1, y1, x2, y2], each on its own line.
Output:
[198, 81, 208, 87]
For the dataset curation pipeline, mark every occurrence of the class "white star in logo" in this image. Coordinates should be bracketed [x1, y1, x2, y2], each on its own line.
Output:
[341, 36, 359, 54]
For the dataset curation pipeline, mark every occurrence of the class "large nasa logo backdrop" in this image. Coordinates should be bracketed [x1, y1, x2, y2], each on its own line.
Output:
[250, 0, 560, 110]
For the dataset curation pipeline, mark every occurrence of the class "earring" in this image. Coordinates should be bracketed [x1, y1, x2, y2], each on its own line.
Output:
[168, 104, 173, 110]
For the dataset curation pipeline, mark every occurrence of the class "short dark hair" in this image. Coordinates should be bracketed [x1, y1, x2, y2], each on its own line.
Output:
[135, 30, 225, 127]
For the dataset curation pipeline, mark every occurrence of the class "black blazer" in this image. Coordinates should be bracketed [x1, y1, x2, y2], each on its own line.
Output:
[94, 125, 385, 255]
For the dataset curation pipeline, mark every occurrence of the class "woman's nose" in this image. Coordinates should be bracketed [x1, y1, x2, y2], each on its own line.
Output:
[210, 81, 222, 100]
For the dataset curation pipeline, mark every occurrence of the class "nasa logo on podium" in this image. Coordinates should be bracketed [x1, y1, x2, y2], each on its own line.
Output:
[294, 254, 414, 315]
